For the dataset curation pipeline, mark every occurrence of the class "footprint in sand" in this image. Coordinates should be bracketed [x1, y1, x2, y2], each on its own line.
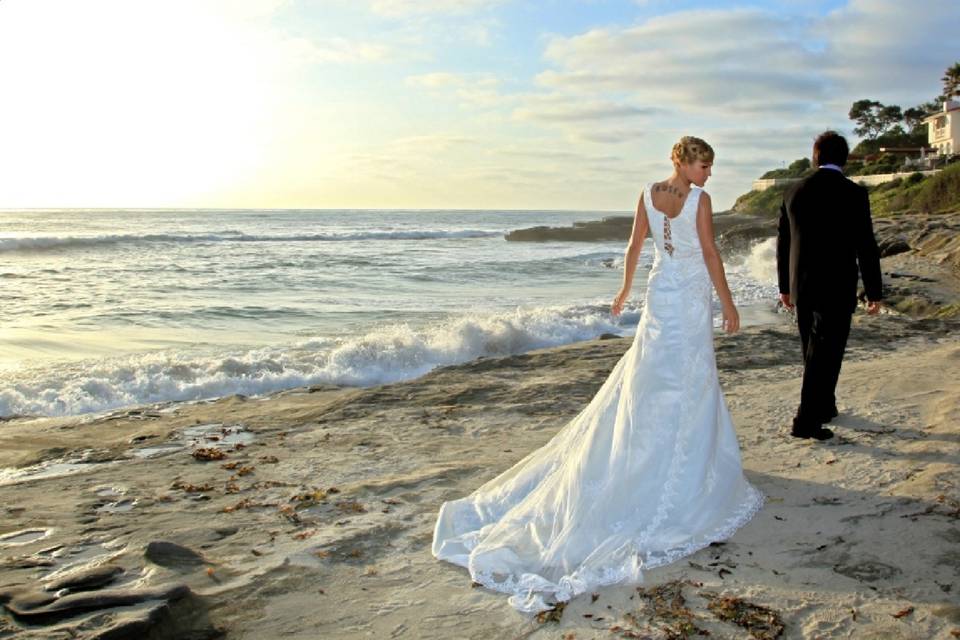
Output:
[832, 559, 900, 582]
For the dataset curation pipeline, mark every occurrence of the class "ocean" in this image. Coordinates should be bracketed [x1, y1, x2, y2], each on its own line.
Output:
[0, 209, 779, 417]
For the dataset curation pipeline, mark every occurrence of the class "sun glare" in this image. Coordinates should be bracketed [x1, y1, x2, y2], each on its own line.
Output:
[0, 1, 285, 207]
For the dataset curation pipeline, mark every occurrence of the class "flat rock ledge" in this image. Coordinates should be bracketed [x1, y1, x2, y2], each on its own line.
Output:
[0, 541, 223, 639]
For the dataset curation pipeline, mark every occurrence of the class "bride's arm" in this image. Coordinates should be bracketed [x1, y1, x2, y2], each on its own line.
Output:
[695, 192, 740, 334]
[612, 190, 650, 316]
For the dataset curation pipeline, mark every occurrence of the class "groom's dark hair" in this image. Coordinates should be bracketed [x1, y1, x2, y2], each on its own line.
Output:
[813, 130, 849, 167]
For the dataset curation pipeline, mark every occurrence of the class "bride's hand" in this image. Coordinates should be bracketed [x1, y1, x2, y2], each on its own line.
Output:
[611, 290, 628, 317]
[722, 303, 740, 334]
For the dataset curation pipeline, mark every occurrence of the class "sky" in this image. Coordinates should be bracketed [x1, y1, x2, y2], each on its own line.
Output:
[0, 0, 956, 212]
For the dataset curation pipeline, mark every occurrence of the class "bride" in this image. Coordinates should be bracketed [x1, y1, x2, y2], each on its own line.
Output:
[431, 136, 765, 614]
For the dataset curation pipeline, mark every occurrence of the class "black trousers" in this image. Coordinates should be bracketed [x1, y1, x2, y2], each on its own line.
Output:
[795, 305, 852, 427]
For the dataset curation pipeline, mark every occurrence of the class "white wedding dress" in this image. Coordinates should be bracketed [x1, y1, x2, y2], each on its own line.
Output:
[431, 183, 765, 614]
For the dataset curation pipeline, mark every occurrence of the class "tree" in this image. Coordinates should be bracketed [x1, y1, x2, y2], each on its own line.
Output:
[879, 104, 903, 129]
[849, 99, 883, 139]
[787, 158, 811, 174]
[849, 99, 904, 140]
[903, 106, 927, 133]
[942, 62, 960, 100]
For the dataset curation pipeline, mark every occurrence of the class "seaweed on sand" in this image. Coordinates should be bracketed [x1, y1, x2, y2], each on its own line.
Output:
[704, 592, 784, 639]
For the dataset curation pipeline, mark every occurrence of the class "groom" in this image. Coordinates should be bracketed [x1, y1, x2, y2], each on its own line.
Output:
[776, 130, 883, 441]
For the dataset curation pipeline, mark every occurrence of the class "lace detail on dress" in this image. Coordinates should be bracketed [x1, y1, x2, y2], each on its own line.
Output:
[467, 487, 765, 611]
[663, 215, 675, 256]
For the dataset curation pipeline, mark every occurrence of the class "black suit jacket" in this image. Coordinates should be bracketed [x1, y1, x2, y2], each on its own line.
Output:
[777, 168, 882, 314]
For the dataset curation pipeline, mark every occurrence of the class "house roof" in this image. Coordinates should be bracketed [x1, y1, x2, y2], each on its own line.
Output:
[923, 103, 960, 122]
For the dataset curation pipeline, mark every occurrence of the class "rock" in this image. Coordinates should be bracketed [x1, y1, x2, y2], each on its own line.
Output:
[0, 584, 28, 605]
[212, 527, 238, 540]
[4, 582, 190, 622]
[875, 211, 960, 269]
[2, 586, 57, 611]
[81, 597, 225, 640]
[879, 237, 911, 257]
[503, 210, 777, 256]
[714, 214, 777, 254]
[504, 217, 633, 242]
[2, 580, 220, 639]
[44, 564, 124, 593]
[1, 555, 54, 569]
[145, 541, 206, 568]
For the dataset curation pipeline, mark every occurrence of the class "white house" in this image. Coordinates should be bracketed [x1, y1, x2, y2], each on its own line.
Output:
[924, 100, 960, 155]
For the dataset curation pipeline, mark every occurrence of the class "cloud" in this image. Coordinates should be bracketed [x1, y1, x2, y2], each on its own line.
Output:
[504, 94, 658, 149]
[388, 134, 478, 151]
[406, 72, 507, 107]
[495, 146, 622, 163]
[537, 9, 828, 117]
[368, 0, 506, 16]
[573, 128, 647, 145]
[209, 0, 290, 20]
[538, 2, 959, 121]
[816, 0, 960, 104]
[309, 37, 390, 63]
[354, 1, 505, 53]
[513, 99, 659, 123]
[344, 134, 478, 177]
[406, 72, 469, 88]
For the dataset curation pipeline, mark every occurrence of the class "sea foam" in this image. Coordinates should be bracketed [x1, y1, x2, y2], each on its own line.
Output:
[0, 235, 779, 419]
[0, 229, 502, 253]
[0, 302, 636, 418]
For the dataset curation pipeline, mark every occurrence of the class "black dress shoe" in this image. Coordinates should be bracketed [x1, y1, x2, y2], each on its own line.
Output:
[790, 425, 834, 440]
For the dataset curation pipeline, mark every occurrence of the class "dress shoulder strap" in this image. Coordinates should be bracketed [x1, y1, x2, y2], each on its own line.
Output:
[643, 182, 656, 214]
[688, 186, 704, 211]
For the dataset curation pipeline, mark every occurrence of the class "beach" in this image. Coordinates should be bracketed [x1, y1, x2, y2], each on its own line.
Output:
[2, 306, 959, 638]
[3, 0, 959, 636]
[1, 208, 959, 638]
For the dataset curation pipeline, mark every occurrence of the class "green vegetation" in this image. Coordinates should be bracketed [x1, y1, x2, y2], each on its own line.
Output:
[942, 62, 960, 100]
[730, 182, 792, 216]
[758, 153, 919, 181]
[911, 162, 960, 213]
[734, 162, 959, 218]
[868, 172, 933, 216]
[760, 158, 811, 179]
[845, 152, 905, 176]
[849, 129, 928, 158]
[847, 99, 931, 158]
[865, 162, 959, 216]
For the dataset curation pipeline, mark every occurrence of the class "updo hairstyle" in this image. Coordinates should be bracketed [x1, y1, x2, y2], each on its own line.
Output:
[671, 136, 714, 168]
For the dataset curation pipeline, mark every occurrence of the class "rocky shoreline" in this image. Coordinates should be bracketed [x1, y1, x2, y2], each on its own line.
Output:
[503, 210, 776, 255]
[506, 209, 960, 319]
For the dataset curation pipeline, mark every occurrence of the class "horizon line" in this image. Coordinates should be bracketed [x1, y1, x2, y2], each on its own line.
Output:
[0, 206, 639, 214]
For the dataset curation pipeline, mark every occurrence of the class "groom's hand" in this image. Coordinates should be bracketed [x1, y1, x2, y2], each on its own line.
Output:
[779, 293, 794, 310]
[866, 300, 881, 315]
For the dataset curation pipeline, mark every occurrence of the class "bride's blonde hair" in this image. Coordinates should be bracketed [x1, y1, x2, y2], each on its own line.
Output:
[671, 136, 714, 167]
